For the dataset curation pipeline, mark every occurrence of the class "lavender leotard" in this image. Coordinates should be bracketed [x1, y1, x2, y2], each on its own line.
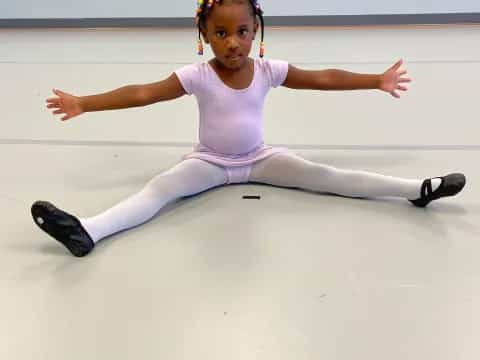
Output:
[174, 58, 290, 168]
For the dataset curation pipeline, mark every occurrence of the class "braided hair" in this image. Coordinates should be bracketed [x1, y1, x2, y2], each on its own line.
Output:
[195, 0, 266, 58]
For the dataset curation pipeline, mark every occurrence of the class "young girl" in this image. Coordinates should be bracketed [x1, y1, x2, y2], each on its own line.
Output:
[31, 0, 466, 257]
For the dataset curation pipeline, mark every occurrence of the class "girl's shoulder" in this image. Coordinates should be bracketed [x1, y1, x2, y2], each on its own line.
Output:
[177, 60, 208, 71]
[254, 58, 289, 88]
[254, 57, 289, 73]
[174, 61, 211, 82]
[255, 57, 288, 64]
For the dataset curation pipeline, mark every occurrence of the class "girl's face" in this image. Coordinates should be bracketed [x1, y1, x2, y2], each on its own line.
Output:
[201, 2, 258, 70]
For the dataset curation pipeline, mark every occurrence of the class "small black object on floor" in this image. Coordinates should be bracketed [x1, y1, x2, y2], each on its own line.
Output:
[243, 195, 261, 199]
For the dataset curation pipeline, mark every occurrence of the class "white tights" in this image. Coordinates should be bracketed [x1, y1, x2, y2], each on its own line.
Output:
[79, 152, 423, 243]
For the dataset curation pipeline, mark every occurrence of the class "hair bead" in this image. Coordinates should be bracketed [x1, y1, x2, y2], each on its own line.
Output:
[259, 41, 265, 58]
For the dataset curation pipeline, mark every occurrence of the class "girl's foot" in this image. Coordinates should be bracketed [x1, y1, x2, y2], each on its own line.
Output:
[409, 173, 466, 207]
[31, 201, 94, 257]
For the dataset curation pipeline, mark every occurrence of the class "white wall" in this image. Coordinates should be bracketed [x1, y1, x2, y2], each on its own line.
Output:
[1, 0, 479, 19]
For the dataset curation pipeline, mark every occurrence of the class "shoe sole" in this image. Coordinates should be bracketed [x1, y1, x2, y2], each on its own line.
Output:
[31, 201, 93, 257]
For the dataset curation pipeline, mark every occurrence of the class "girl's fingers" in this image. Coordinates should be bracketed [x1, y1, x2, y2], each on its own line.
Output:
[53, 109, 64, 115]
[397, 85, 408, 91]
[52, 89, 68, 98]
[54, 89, 69, 97]
[399, 78, 412, 83]
[392, 59, 403, 70]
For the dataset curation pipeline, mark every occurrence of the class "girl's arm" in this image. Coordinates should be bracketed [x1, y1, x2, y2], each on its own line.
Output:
[81, 73, 187, 111]
[47, 73, 187, 121]
[282, 59, 411, 98]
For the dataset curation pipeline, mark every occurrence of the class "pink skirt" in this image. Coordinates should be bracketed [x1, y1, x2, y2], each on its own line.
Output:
[182, 142, 290, 167]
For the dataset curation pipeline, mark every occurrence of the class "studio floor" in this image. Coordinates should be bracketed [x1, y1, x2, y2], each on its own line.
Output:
[1, 25, 479, 360]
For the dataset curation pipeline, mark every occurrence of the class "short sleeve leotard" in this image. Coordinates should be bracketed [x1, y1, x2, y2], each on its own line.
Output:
[174, 58, 290, 167]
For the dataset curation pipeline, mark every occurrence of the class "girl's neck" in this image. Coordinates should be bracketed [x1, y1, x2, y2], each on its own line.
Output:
[208, 57, 255, 90]
[210, 57, 252, 76]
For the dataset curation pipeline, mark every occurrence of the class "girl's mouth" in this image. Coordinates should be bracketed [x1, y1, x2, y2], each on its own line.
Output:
[228, 55, 242, 61]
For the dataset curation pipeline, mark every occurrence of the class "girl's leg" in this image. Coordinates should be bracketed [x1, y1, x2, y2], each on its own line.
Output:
[248, 152, 425, 200]
[79, 158, 228, 243]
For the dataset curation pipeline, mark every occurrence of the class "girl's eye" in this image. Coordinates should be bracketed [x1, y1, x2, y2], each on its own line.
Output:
[216, 30, 248, 38]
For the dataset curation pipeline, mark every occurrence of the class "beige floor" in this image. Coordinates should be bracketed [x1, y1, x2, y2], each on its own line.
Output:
[1, 25, 479, 360]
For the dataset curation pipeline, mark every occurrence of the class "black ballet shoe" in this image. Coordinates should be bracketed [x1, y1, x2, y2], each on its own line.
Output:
[31, 201, 94, 257]
[409, 173, 466, 208]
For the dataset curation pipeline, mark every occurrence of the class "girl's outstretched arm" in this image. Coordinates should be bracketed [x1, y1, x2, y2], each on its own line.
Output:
[46, 73, 187, 121]
[282, 59, 411, 98]
[136, 73, 187, 105]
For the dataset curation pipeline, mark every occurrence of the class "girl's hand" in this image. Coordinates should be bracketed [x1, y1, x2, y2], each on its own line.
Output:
[379, 59, 412, 98]
[46, 89, 84, 121]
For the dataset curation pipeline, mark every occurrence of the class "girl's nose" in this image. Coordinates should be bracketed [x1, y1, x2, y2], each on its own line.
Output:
[226, 37, 240, 50]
